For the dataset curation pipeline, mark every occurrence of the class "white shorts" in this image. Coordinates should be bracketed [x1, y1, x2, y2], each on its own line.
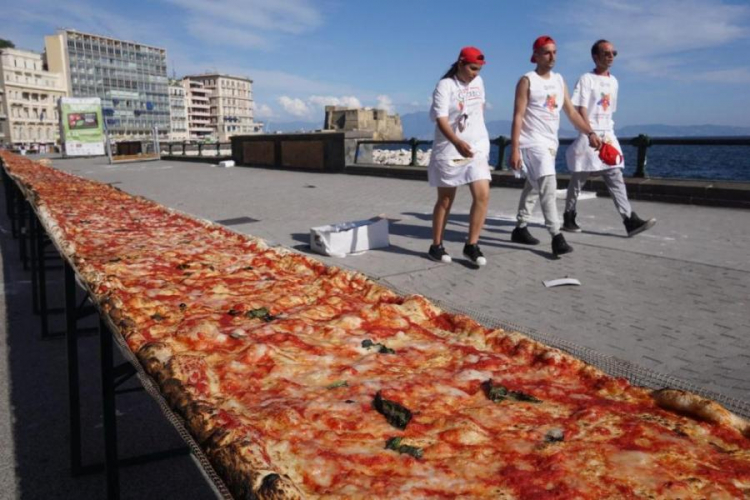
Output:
[520, 146, 557, 189]
[428, 154, 492, 187]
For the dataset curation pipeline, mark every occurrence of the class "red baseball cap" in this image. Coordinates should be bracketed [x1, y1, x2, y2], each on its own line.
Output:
[459, 46, 486, 65]
[531, 35, 556, 63]
[599, 143, 623, 166]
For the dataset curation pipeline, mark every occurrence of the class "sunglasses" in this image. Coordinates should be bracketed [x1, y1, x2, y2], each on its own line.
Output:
[601, 50, 618, 58]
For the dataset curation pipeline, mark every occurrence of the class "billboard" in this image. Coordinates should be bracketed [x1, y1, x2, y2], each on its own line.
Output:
[59, 97, 105, 156]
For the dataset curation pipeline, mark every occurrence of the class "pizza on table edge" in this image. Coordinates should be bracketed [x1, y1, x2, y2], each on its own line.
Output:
[1, 151, 748, 499]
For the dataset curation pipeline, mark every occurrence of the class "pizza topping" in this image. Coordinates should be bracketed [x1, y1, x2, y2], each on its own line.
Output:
[385, 437, 424, 459]
[482, 379, 541, 403]
[326, 380, 349, 390]
[361, 339, 396, 354]
[229, 329, 247, 340]
[246, 307, 277, 322]
[373, 391, 412, 430]
[544, 428, 565, 443]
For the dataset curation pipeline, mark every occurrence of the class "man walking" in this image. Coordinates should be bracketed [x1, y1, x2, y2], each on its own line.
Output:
[509, 36, 601, 256]
[563, 39, 656, 236]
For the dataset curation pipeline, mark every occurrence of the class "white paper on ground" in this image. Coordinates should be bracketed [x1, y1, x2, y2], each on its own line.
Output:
[555, 189, 596, 200]
[218, 160, 235, 168]
[543, 278, 582, 288]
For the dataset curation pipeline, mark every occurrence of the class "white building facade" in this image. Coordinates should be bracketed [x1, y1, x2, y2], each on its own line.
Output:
[168, 79, 188, 141]
[0, 47, 68, 151]
[183, 74, 262, 141]
[183, 79, 212, 140]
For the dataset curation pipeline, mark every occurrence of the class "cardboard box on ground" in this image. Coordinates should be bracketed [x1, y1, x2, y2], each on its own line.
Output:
[310, 215, 390, 258]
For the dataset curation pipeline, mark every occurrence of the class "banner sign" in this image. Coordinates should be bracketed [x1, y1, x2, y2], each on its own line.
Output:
[59, 97, 105, 156]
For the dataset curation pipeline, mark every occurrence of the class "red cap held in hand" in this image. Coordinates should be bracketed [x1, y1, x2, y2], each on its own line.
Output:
[459, 46, 486, 65]
[531, 35, 556, 63]
[599, 143, 623, 166]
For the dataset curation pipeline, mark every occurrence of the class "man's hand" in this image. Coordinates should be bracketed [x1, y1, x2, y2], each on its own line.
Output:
[454, 140, 474, 158]
[510, 149, 522, 170]
[588, 133, 602, 150]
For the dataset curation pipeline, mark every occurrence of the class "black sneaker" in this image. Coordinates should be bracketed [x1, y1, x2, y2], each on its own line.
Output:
[552, 233, 573, 257]
[463, 243, 487, 267]
[562, 211, 582, 233]
[428, 244, 452, 263]
[511, 226, 540, 245]
[624, 212, 656, 237]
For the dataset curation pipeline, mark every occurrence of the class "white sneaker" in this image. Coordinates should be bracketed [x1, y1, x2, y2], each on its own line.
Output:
[428, 244, 452, 263]
[463, 243, 487, 267]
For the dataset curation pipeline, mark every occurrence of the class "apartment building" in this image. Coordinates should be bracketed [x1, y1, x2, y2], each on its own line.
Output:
[0, 47, 68, 151]
[45, 29, 169, 141]
[168, 79, 188, 141]
[183, 74, 262, 141]
[183, 79, 212, 140]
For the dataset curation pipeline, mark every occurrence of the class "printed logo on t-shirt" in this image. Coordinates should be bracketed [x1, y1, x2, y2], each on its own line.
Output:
[598, 93, 611, 111]
[545, 94, 558, 112]
[457, 87, 483, 107]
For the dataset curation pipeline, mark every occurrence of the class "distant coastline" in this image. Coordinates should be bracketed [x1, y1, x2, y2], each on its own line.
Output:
[268, 112, 750, 140]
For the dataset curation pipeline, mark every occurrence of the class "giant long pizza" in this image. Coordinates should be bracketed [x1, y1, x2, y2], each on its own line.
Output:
[2, 151, 748, 499]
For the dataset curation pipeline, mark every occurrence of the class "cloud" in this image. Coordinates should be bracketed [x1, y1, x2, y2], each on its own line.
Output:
[255, 103, 275, 119]
[376, 95, 395, 113]
[278, 96, 310, 118]
[185, 18, 270, 49]
[556, 0, 750, 78]
[164, 0, 323, 47]
[277, 95, 371, 120]
[689, 68, 750, 84]
[309, 95, 362, 108]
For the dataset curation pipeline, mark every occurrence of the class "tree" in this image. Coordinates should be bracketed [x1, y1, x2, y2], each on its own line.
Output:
[0, 39, 15, 49]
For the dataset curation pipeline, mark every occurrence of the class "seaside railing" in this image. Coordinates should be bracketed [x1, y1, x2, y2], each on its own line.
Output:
[161, 142, 232, 157]
[355, 135, 750, 178]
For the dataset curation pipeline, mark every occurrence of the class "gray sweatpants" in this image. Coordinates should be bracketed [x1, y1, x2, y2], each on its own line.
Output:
[516, 175, 560, 236]
[565, 168, 631, 219]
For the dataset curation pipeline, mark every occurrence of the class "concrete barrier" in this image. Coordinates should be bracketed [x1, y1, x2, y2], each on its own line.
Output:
[230, 132, 348, 172]
[346, 164, 750, 209]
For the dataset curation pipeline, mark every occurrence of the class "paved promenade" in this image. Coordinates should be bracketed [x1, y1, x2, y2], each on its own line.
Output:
[1, 155, 748, 498]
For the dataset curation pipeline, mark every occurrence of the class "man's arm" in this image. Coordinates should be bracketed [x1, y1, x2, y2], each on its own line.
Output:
[563, 83, 601, 149]
[509, 76, 530, 170]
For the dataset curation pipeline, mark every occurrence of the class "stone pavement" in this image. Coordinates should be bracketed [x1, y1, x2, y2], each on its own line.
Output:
[1, 155, 748, 498]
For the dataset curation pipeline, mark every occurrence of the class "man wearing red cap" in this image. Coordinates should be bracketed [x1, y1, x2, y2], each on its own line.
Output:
[509, 36, 602, 257]
[563, 39, 656, 237]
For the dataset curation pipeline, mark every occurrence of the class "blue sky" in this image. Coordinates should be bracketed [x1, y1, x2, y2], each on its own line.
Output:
[3, 0, 750, 127]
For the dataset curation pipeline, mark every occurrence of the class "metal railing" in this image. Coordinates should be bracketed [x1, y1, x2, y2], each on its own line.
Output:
[161, 142, 232, 157]
[356, 135, 750, 178]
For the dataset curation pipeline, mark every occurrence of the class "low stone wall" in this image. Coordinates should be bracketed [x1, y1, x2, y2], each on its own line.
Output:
[346, 164, 750, 209]
[230, 132, 346, 172]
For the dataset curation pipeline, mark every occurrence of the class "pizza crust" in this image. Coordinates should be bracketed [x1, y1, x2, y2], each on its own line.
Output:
[652, 388, 750, 438]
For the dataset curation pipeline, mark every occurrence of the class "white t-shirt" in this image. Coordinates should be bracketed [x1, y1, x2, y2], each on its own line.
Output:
[566, 72, 623, 172]
[519, 71, 565, 151]
[571, 72, 618, 132]
[429, 75, 490, 162]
